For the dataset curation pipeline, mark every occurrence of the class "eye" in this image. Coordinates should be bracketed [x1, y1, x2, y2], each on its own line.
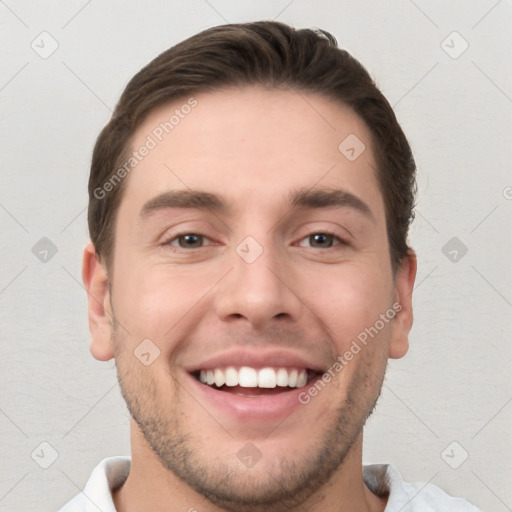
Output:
[164, 233, 213, 249]
[162, 231, 347, 250]
[298, 232, 346, 249]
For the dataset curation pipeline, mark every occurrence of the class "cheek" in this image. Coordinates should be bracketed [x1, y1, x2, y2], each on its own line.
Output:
[111, 259, 216, 351]
[305, 262, 392, 350]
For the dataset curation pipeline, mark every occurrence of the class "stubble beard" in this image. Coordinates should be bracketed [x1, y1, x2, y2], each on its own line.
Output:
[113, 327, 386, 512]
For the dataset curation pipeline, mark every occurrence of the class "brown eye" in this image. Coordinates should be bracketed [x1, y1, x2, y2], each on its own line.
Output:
[298, 232, 345, 249]
[178, 234, 204, 248]
[165, 233, 210, 249]
[309, 234, 334, 248]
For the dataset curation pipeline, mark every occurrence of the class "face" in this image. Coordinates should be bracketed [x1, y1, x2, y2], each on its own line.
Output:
[85, 86, 415, 510]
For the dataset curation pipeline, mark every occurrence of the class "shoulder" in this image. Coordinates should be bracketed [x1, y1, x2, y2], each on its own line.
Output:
[57, 456, 131, 512]
[363, 464, 483, 512]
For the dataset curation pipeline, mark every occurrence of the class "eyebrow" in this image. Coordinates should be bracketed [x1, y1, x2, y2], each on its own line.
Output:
[139, 187, 375, 222]
[289, 187, 375, 222]
[140, 189, 226, 218]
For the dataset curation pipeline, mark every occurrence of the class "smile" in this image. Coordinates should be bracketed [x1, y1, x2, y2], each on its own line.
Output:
[184, 349, 326, 420]
[196, 366, 314, 389]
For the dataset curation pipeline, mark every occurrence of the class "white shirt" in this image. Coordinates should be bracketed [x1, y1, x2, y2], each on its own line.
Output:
[58, 457, 482, 511]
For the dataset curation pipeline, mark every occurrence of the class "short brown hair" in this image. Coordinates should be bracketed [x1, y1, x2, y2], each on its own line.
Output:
[88, 21, 416, 274]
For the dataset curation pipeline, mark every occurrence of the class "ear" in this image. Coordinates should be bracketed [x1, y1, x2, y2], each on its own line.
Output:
[82, 242, 114, 361]
[388, 248, 417, 359]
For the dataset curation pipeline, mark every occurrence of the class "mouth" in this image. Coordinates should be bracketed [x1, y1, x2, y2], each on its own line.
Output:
[184, 349, 327, 421]
[193, 366, 321, 397]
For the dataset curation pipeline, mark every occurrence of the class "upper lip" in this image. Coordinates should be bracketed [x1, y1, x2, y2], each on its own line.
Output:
[184, 348, 327, 373]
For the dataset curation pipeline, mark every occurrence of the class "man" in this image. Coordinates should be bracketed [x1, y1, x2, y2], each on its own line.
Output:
[60, 21, 481, 511]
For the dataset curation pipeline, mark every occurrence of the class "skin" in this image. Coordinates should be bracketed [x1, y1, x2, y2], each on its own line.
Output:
[82, 86, 417, 512]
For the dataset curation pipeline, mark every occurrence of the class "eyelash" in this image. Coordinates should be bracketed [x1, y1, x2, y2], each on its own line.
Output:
[162, 230, 348, 250]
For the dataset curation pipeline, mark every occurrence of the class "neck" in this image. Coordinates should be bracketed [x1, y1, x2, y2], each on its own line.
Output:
[113, 421, 387, 512]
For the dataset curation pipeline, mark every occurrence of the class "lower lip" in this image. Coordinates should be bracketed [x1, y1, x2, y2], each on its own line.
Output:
[186, 372, 318, 422]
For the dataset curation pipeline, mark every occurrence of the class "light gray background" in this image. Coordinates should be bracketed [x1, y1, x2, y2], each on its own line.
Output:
[1, 1, 511, 511]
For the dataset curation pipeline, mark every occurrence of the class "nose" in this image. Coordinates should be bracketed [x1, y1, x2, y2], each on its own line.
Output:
[213, 235, 304, 331]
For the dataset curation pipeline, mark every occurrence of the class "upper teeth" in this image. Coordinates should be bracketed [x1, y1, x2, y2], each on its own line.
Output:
[198, 367, 308, 389]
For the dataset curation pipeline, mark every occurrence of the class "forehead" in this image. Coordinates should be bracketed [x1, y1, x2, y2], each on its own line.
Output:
[121, 86, 384, 220]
